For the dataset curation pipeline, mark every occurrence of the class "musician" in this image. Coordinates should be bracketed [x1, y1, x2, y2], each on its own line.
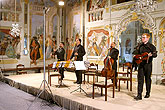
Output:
[69, 38, 86, 84]
[134, 33, 157, 101]
[107, 42, 119, 88]
[52, 42, 65, 80]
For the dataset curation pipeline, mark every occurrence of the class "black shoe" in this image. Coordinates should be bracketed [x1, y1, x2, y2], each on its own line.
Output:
[134, 95, 142, 100]
[73, 81, 77, 84]
[77, 81, 82, 84]
[144, 94, 150, 98]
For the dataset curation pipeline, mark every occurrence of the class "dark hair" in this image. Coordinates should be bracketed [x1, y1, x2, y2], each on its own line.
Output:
[112, 42, 116, 45]
[78, 39, 81, 43]
[61, 42, 65, 45]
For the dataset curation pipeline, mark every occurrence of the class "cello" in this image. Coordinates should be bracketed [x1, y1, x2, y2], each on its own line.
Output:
[101, 48, 114, 77]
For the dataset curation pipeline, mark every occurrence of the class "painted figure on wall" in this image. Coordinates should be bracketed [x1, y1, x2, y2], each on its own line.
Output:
[30, 36, 40, 65]
[14, 36, 21, 59]
[66, 37, 75, 60]
[39, 34, 43, 60]
[87, 0, 92, 11]
[46, 35, 54, 59]
[73, 14, 80, 42]
[159, 18, 165, 53]
[5, 39, 16, 58]
[87, 29, 109, 56]
[125, 38, 131, 54]
[1, 37, 8, 55]
[0, 30, 21, 59]
[86, 0, 108, 11]
[66, 14, 81, 60]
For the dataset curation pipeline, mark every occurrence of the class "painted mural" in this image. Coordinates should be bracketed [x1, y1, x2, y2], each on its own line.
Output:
[0, 30, 21, 59]
[125, 38, 131, 54]
[87, 0, 108, 11]
[31, 15, 44, 38]
[73, 14, 81, 40]
[87, 29, 110, 57]
[29, 0, 55, 6]
[53, 15, 58, 48]
[159, 18, 165, 53]
[66, 13, 81, 60]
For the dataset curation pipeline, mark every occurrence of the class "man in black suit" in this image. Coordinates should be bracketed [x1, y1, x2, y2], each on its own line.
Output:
[70, 38, 86, 84]
[134, 33, 157, 100]
[52, 42, 65, 80]
[107, 42, 119, 88]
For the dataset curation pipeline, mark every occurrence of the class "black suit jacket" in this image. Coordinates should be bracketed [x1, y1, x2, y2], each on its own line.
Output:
[70, 44, 86, 61]
[54, 47, 65, 61]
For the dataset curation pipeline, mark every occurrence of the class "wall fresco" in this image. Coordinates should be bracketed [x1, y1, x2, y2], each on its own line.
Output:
[87, 29, 110, 57]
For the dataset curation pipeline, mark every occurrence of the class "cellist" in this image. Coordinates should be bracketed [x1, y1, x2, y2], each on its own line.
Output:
[107, 42, 119, 88]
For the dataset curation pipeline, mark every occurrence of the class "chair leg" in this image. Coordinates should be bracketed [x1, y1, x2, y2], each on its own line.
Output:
[113, 84, 115, 98]
[50, 76, 51, 86]
[105, 87, 107, 101]
[130, 80, 132, 91]
[83, 74, 85, 84]
[58, 76, 60, 84]
[101, 87, 103, 96]
[92, 85, 94, 99]
[87, 75, 89, 83]
[118, 80, 120, 91]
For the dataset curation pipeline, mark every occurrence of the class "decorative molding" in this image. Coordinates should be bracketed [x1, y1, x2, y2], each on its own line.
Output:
[111, 4, 133, 12]
[116, 11, 158, 46]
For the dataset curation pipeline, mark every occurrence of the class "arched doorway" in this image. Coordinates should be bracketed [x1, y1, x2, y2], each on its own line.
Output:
[119, 20, 152, 65]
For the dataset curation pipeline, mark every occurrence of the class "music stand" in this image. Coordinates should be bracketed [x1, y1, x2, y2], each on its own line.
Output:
[27, 7, 61, 110]
[70, 61, 88, 95]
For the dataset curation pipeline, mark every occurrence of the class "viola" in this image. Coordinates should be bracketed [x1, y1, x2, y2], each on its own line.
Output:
[134, 52, 149, 64]
[101, 56, 114, 77]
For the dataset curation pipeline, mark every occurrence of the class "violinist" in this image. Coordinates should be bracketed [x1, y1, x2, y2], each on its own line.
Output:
[107, 42, 119, 88]
[134, 33, 157, 101]
[69, 38, 86, 84]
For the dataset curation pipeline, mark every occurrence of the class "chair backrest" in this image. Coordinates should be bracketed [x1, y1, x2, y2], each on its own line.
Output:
[122, 62, 132, 78]
[16, 64, 26, 74]
[16, 64, 25, 69]
[123, 62, 132, 73]
[87, 63, 98, 72]
[48, 63, 58, 72]
[48, 63, 53, 68]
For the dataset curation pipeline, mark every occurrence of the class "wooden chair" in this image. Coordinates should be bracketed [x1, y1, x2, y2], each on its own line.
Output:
[117, 62, 132, 91]
[92, 70, 115, 101]
[48, 63, 61, 86]
[16, 64, 27, 74]
[83, 63, 98, 84]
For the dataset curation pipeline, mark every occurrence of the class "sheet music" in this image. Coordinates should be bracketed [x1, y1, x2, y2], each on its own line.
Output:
[74, 61, 86, 70]
[53, 61, 74, 68]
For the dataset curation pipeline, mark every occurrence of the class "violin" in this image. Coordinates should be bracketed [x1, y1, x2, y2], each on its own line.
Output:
[101, 48, 114, 77]
[134, 52, 149, 64]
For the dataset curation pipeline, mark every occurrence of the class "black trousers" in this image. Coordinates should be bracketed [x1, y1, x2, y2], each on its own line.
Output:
[59, 67, 64, 80]
[132, 58, 138, 71]
[75, 70, 82, 83]
[138, 62, 152, 95]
